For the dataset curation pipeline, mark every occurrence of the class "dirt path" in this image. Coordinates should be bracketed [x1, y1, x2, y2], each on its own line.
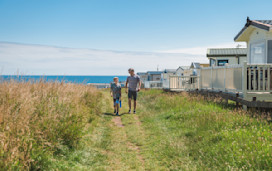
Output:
[111, 115, 145, 169]
[112, 117, 124, 127]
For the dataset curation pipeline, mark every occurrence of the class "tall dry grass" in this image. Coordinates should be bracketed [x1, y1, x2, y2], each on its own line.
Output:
[0, 80, 102, 170]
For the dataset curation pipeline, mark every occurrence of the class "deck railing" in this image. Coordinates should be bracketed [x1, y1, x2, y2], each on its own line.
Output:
[169, 76, 199, 90]
[169, 62, 272, 101]
[144, 81, 163, 89]
[246, 64, 272, 93]
[200, 64, 243, 93]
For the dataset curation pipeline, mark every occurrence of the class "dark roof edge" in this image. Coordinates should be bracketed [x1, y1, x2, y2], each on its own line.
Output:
[207, 54, 247, 57]
[234, 17, 271, 41]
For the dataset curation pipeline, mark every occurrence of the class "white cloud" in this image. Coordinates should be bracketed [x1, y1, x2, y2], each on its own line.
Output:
[160, 42, 247, 55]
[0, 42, 208, 75]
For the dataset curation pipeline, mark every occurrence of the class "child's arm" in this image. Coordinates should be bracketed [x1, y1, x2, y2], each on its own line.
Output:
[110, 85, 113, 97]
[119, 87, 122, 99]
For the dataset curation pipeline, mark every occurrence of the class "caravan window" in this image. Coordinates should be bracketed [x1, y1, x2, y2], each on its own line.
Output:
[210, 59, 216, 66]
[250, 42, 266, 64]
[218, 60, 228, 66]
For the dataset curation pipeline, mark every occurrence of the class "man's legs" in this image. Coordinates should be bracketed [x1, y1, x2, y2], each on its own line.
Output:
[133, 91, 137, 113]
[133, 100, 137, 111]
[128, 98, 132, 111]
[128, 90, 132, 113]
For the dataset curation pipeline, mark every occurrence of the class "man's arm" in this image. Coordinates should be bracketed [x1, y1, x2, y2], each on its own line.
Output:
[138, 77, 141, 91]
[125, 78, 128, 93]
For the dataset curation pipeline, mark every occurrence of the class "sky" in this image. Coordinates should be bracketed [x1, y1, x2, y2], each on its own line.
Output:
[1, 0, 272, 75]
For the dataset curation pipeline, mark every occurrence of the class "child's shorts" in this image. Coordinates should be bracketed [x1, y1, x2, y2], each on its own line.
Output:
[113, 98, 120, 105]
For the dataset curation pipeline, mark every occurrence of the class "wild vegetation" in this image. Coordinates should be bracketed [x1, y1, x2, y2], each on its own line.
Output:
[1, 84, 271, 170]
[0, 80, 102, 170]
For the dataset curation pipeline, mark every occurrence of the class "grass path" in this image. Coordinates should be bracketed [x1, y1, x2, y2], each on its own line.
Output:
[101, 90, 147, 170]
[84, 90, 195, 170]
[63, 90, 152, 170]
[60, 89, 272, 170]
[73, 89, 187, 170]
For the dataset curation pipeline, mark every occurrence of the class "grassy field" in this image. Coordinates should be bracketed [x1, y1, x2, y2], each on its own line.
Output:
[1, 84, 272, 170]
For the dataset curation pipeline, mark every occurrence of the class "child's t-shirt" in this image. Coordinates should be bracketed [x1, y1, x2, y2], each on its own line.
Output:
[111, 83, 121, 99]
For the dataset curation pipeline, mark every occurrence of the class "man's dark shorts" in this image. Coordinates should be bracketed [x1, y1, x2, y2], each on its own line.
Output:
[128, 90, 137, 100]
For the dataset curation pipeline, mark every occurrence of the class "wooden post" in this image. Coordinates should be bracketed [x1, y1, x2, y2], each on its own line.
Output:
[236, 93, 239, 108]
[211, 66, 213, 89]
[225, 98, 229, 105]
[224, 65, 226, 91]
[242, 62, 248, 111]
[258, 67, 261, 91]
[199, 69, 202, 90]
[243, 104, 248, 111]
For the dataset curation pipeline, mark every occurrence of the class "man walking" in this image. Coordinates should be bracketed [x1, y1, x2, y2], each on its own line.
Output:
[126, 68, 141, 114]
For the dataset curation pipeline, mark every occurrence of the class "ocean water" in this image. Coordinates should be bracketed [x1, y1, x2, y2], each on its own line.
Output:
[1, 75, 128, 84]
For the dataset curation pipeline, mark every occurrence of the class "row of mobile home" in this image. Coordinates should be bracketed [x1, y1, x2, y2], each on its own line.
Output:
[169, 17, 272, 109]
[138, 48, 249, 89]
[137, 63, 207, 89]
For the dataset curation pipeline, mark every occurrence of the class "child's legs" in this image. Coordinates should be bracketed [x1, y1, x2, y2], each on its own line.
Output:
[116, 98, 120, 112]
[113, 99, 117, 109]
[116, 103, 119, 112]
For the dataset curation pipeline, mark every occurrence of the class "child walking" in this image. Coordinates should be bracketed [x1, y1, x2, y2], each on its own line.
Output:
[110, 77, 122, 116]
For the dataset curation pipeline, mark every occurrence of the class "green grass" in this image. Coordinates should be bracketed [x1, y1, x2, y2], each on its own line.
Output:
[2, 85, 272, 170]
[137, 89, 272, 170]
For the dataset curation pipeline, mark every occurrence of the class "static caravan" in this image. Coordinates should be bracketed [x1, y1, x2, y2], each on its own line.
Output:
[207, 48, 247, 66]
[234, 17, 272, 64]
[137, 72, 148, 88]
[161, 69, 176, 89]
[144, 71, 163, 88]
[175, 66, 190, 76]
[161, 69, 176, 80]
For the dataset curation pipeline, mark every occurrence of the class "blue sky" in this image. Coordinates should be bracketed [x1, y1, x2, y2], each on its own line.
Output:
[1, 0, 272, 51]
[0, 0, 272, 75]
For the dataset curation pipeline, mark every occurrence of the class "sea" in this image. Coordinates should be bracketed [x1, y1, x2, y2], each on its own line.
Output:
[0, 75, 128, 84]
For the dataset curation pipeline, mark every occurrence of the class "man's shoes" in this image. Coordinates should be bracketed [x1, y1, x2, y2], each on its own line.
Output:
[133, 110, 136, 114]
[128, 109, 131, 114]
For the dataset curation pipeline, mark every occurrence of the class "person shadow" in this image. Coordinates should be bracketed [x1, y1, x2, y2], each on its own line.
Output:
[104, 112, 128, 116]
